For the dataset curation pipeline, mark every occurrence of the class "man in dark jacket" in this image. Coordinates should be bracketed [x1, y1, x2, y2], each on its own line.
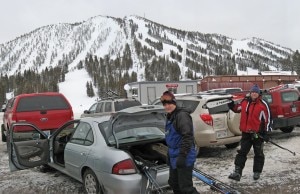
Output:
[228, 84, 272, 181]
[160, 91, 199, 194]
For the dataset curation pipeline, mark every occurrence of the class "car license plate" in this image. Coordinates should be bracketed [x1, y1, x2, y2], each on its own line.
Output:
[216, 130, 227, 139]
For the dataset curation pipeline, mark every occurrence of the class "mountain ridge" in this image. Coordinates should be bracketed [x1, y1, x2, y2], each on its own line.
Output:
[0, 15, 297, 102]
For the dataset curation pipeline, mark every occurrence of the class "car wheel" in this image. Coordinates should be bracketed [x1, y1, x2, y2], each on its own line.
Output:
[280, 126, 294, 133]
[83, 169, 102, 194]
[225, 142, 240, 149]
[1, 124, 6, 142]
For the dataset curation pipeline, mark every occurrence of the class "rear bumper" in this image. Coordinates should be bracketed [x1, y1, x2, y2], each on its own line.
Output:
[96, 166, 169, 194]
[273, 116, 300, 129]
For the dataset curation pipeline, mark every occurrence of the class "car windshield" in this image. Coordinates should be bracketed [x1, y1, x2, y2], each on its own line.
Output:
[17, 96, 69, 112]
[281, 91, 299, 102]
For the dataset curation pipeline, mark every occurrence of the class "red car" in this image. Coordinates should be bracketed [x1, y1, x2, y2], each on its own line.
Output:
[262, 85, 300, 133]
[1, 92, 74, 142]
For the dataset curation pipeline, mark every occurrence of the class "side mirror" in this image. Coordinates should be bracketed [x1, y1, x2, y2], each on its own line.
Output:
[83, 110, 90, 114]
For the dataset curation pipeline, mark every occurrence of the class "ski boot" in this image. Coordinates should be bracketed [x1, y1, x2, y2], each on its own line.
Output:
[228, 166, 242, 181]
[253, 172, 261, 180]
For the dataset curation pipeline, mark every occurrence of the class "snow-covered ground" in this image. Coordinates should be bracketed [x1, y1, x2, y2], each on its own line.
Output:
[1, 110, 300, 194]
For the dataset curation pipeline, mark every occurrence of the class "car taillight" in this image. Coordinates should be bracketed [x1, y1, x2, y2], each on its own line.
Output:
[11, 114, 17, 123]
[276, 106, 284, 118]
[112, 159, 137, 175]
[200, 114, 213, 126]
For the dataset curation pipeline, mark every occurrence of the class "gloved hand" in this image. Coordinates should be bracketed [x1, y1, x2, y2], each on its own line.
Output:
[259, 131, 270, 142]
[176, 155, 186, 168]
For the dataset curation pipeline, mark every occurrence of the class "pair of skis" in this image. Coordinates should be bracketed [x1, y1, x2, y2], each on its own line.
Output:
[193, 168, 240, 194]
[142, 166, 240, 194]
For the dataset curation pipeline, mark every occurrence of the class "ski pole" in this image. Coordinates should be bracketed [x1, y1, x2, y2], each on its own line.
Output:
[258, 134, 296, 156]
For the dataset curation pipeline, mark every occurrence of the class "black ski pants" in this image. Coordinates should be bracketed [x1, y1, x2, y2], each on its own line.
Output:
[168, 166, 199, 194]
[234, 132, 265, 173]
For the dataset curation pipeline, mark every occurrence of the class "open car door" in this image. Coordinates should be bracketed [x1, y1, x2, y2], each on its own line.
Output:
[8, 122, 49, 172]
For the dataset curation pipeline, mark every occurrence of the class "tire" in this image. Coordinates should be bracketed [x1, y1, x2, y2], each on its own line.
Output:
[225, 142, 240, 149]
[280, 126, 294, 133]
[1, 124, 6, 142]
[83, 169, 102, 194]
[227, 111, 241, 135]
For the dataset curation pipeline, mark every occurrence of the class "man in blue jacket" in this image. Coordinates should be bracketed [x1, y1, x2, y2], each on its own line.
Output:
[160, 91, 199, 194]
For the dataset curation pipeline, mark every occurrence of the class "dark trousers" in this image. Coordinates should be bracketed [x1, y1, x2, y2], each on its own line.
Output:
[234, 132, 265, 173]
[168, 166, 199, 194]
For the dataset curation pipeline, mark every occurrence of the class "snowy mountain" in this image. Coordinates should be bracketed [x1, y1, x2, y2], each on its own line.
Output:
[0, 15, 294, 77]
[0, 15, 295, 112]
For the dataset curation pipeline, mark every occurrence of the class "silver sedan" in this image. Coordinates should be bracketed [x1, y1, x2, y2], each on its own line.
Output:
[8, 105, 169, 194]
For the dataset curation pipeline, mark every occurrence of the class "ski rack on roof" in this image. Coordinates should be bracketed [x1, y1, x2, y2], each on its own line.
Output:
[100, 90, 121, 100]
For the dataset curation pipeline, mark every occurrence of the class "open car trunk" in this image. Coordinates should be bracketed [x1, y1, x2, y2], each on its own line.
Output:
[119, 141, 170, 191]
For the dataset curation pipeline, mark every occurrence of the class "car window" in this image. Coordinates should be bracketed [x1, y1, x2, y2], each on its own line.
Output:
[176, 100, 199, 112]
[95, 103, 103, 113]
[16, 96, 69, 112]
[226, 89, 242, 94]
[281, 91, 299, 103]
[88, 103, 98, 113]
[7, 98, 15, 109]
[114, 100, 141, 111]
[107, 126, 164, 144]
[104, 102, 112, 112]
[70, 122, 94, 146]
[206, 99, 230, 114]
[262, 94, 273, 104]
[85, 129, 94, 146]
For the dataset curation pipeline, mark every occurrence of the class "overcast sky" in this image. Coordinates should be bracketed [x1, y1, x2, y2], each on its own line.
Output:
[0, 0, 299, 51]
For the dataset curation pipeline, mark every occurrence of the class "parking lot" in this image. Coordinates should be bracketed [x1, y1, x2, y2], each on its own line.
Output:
[1, 112, 300, 194]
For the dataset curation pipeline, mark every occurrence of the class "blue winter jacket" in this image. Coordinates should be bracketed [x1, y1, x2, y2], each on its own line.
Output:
[165, 107, 197, 169]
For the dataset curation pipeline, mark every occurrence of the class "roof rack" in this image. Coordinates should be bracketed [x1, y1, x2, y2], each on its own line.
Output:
[268, 84, 292, 93]
[99, 90, 120, 100]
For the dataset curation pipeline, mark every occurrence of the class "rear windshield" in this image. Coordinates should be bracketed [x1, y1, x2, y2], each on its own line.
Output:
[17, 96, 70, 112]
[281, 91, 299, 103]
[176, 100, 199, 112]
[114, 100, 141, 111]
[207, 99, 230, 114]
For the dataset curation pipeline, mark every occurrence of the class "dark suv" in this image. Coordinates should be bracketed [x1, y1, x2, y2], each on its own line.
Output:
[1, 92, 73, 142]
[262, 85, 300, 133]
[80, 98, 142, 118]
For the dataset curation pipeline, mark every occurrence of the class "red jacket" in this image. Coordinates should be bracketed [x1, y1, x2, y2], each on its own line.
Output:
[232, 97, 272, 133]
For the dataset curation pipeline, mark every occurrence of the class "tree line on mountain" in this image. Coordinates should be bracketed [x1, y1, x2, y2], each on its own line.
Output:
[0, 66, 65, 104]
